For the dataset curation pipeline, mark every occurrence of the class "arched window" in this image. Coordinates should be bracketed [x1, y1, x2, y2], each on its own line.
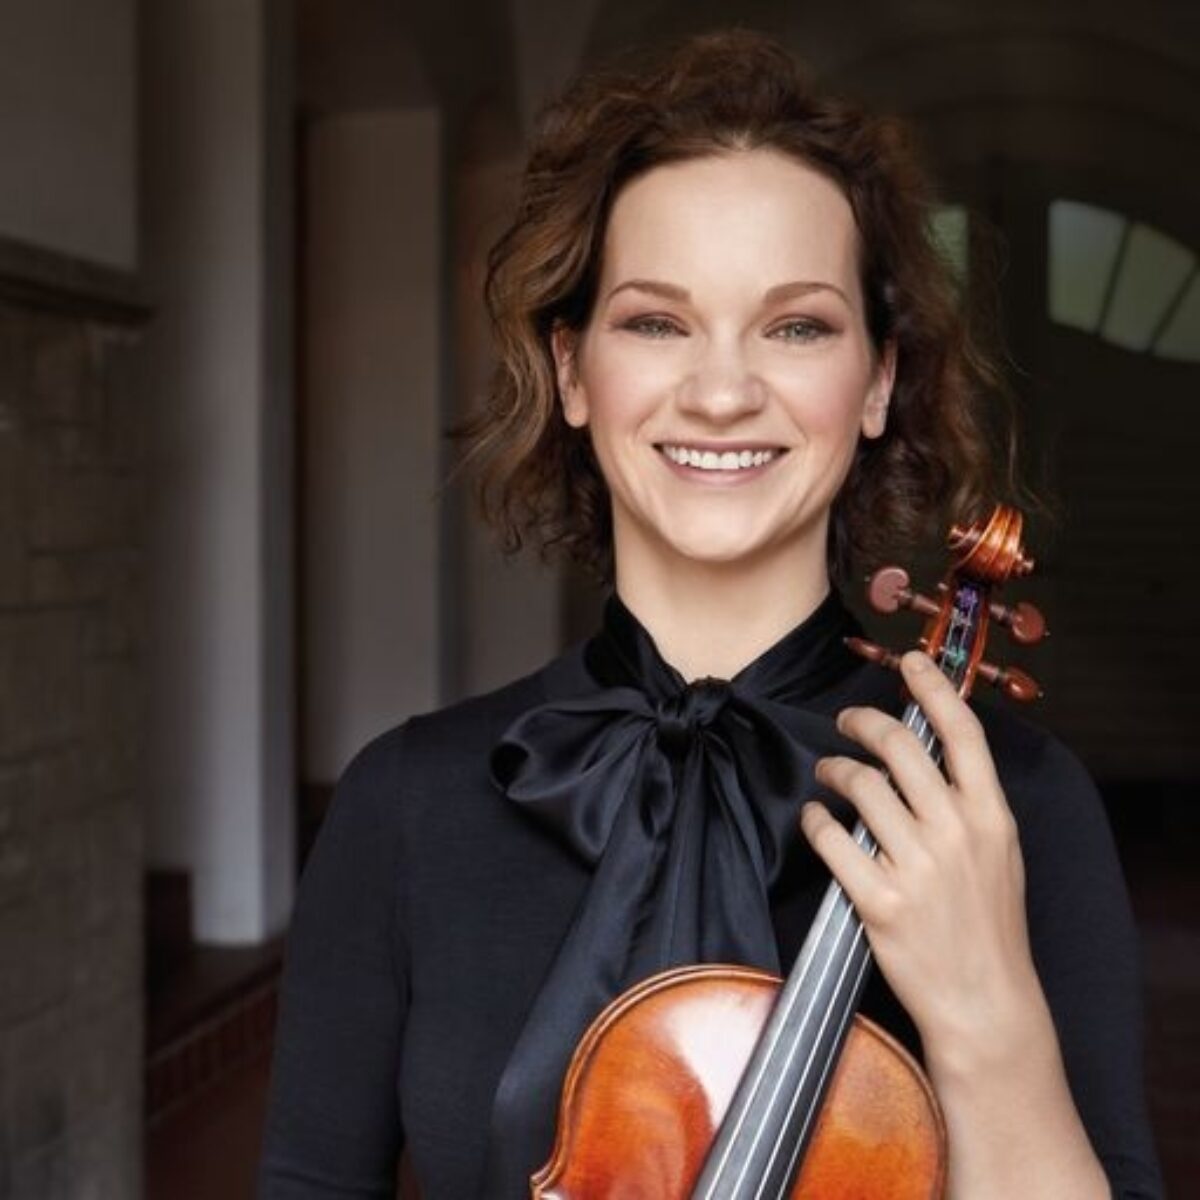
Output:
[1048, 200, 1200, 362]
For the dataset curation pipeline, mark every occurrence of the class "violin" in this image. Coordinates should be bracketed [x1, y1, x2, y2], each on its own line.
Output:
[531, 504, 1047, 1199]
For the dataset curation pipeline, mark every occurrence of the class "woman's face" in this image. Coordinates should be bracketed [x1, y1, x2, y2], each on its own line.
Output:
[553, 149, 894, 583]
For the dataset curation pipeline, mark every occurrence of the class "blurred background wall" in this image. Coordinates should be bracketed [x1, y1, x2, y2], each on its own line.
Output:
[0, 3, 144, 1196]
[0, 0, 1195, 1197]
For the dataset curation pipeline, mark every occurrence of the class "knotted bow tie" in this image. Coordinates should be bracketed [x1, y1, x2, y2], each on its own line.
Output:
[480, 590, 863, 1198]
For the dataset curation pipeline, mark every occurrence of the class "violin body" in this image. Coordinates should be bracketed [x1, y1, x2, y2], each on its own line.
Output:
[532, 964, 945, 1199]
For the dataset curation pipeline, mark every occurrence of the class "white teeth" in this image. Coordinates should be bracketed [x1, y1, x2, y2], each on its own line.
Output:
[661, 444, 779, 471]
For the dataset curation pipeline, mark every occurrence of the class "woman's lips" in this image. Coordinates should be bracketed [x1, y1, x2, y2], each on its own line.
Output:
[655, 442, 788, 483]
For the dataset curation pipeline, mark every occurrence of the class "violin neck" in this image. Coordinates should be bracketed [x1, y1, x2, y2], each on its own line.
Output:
[690, 698, 941, 1199]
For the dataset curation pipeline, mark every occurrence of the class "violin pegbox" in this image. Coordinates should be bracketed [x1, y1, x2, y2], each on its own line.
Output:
[846, 505, 1047, 704]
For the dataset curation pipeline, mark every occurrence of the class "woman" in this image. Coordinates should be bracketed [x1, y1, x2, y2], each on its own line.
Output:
[261, 30, 1162, 1199]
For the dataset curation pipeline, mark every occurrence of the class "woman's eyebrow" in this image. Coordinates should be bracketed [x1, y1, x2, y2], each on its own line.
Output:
[603, 278, 850, 305]
[763, 279, 851, 305]
[604, 278, 689, 303]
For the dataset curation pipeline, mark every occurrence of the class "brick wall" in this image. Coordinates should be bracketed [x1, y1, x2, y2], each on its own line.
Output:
[0, 274, 145, 1199]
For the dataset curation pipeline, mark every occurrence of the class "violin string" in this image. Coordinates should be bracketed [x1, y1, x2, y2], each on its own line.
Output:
[697, 776, 898, 1195]
[706, 685, 960, 1193]
[700, 803, 883, 1198]
[762, 592, 975, 1192]
[769, 603, 973, 1195]
[699, 587, 974, 1196]
[722, 878, 866, 1199]
[750, 899, 875, 1198]
[772, 940, 875, 1197]
[738, 700, 933, 1198]
[693, 842, 858, 1195]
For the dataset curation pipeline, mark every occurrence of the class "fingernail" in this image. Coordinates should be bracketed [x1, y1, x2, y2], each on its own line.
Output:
[907, 651, 931, 672]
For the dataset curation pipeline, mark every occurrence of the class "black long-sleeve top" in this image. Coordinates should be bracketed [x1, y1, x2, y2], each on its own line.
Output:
[260, 602, 1163, 1198]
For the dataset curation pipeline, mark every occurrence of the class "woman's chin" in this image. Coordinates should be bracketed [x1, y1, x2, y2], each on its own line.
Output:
[616, 505, 823, 577]
[652, 529, 782, 571]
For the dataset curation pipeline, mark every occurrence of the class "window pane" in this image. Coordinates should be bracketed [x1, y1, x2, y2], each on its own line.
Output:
[1048, 200, 1125, 332]
[1102, 223, 1195, 352]
[930, 204, 968, 282]
[1155, 272, 1200, 363]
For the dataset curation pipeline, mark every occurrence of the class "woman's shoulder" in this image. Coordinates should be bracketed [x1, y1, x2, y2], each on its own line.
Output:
[971, 695, 1118, 871]
[972, 695, 1097, 803]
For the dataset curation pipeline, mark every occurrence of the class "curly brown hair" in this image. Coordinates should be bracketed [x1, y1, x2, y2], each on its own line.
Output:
[456, 28, 1014, 582]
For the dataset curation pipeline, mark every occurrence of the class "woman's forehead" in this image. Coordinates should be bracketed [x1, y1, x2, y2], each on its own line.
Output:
[598, 150, 861, 298]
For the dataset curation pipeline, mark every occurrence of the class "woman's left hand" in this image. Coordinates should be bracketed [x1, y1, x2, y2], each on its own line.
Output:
[800, 649, 1044, 1070]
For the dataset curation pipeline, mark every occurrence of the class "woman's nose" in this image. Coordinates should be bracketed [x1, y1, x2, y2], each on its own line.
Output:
[675, 340, 767, 423]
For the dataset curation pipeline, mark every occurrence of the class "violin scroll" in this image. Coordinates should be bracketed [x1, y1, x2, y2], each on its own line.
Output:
[948, 506, 1035, 582]
[848, 504, 1046, 704]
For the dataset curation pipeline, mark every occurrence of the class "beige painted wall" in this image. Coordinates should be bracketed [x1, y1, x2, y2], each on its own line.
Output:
[302, 110, 442, 781]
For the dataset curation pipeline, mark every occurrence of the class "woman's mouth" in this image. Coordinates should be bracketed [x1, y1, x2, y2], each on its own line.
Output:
[656, 442, 787, 478]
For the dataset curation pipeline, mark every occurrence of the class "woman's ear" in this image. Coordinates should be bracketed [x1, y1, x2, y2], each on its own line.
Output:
[551, 324, 589, 428]
[861, 340, 897, 439]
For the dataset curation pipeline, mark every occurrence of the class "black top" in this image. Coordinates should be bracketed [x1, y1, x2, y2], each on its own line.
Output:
[260, 594, 1163, 1199]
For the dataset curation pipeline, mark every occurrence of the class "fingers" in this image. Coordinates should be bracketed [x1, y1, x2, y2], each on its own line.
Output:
[813, 755, 921, 865]
[833, 703, 950, 825]
[896, 651, 1002, 801]
[799, 801, 881, 915]
[834, 652, 1003, 812]
[807, 652, 1012, 923]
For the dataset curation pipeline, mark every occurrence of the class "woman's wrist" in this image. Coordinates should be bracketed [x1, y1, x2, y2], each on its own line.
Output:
[919, 975, 1110, 1200]
[919, 963, 1054, 1088]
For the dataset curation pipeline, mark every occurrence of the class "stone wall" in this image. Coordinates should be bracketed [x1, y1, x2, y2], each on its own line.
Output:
[0, 259, 146, 1198]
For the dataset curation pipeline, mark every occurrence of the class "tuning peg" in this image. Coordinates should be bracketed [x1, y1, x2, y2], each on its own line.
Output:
[845, 636, 903, 670]
[988, 599, 1048, 645]
[865, 566, 940, 617]
[849, 637, 1044, 703]
[975, 660, 1042, 702]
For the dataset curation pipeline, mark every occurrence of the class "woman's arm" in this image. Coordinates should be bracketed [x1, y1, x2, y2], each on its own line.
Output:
[800, 652, 1159, 1199]
[259, 728, 410, 1198]
[913, 960, 1109, 1199]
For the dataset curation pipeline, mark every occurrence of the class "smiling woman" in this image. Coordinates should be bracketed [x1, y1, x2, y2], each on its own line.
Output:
[260, 28, 1162, 1200]
[465, 33, 1002, 595]
[549, 151, 893, 676]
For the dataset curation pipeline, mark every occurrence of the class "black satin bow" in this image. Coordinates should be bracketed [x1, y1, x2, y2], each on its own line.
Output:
[479, 589, 862, 1198]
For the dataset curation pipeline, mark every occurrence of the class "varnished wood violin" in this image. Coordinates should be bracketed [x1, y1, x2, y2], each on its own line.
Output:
[532, 504, 1047, 1199]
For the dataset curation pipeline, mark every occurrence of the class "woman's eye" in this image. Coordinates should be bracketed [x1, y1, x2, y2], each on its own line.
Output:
[769, 319, 830, 343]
[622, 315, 683, 338]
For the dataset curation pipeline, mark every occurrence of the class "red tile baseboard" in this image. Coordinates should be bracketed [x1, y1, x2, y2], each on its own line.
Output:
[146, 975, 279, 1125]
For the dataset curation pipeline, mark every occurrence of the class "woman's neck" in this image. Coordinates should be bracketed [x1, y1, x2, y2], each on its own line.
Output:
[613, 540, 832, 683]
